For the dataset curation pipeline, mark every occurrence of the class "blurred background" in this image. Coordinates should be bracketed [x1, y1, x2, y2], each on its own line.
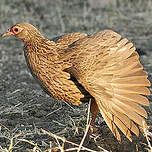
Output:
[0, 0, 152, 151]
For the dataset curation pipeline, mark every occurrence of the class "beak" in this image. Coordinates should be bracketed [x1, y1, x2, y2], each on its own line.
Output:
[2, 29, 14, 38]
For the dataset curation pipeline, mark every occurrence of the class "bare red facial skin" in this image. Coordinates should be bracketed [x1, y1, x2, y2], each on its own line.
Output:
[9, 26, 15, 33]
[2, 25, 23, 37]
[10, 25, 21, 35]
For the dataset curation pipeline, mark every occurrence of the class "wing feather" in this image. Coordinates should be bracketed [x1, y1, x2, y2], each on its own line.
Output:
[62, 30, 150, 141]
[115, 94, 149, 106]
[99, 104, 121, 141]
[55, 33, 87, 50]
[112, 111, 139, 136]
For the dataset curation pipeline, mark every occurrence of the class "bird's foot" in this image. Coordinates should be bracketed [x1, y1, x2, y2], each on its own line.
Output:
[84, 125, 98, 145]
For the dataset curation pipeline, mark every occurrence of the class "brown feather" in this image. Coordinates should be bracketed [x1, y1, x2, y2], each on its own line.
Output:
[100, 104, 121, 141]
[3, 23, 150, 142]
[111, 111, 139, 136]
[62, 30, 150, 141]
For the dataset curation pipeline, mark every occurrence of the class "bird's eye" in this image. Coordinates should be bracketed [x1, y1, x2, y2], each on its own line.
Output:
[14, 28, 18, 32]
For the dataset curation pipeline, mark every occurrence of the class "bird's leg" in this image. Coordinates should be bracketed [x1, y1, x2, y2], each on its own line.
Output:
[90, 100, 99, 134]
[85, 99, 98, 144]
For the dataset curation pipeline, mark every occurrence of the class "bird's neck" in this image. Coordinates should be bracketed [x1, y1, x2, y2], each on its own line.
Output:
[23, 39, 59, 84]
[24, 38, 58, 55]
[21, 30, 58, 55]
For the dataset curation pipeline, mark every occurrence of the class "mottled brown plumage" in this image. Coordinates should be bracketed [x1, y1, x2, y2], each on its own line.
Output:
[2, 23, 151, 142]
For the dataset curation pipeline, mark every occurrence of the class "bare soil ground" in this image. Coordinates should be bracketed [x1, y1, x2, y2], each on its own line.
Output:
[0, 0, 152, 151]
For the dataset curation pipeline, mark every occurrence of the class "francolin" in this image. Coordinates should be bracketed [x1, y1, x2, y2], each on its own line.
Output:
[2, 23, 151, 142]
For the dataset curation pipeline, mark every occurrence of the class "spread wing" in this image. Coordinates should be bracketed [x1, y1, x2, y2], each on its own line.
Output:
[60, 30, 151, 141]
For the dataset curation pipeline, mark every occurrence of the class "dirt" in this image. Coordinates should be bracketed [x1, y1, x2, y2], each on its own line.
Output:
[0, 0, 152, 151]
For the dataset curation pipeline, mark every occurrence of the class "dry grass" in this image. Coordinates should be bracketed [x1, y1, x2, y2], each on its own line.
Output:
[0, 113, 151, 152]
[0, 101, 107, 152]
[142, 121, 152, 152]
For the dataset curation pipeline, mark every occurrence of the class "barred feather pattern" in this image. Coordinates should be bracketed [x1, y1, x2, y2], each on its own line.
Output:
[23, 33, 92, 106]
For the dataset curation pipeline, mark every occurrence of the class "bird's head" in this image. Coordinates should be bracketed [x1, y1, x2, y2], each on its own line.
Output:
[2, 23, 44, 43]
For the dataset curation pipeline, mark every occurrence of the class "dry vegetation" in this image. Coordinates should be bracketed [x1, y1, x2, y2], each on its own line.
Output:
[0, 0, 152, 151]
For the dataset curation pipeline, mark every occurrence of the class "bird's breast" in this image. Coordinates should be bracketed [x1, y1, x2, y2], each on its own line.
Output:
[24, 51, 64, 98]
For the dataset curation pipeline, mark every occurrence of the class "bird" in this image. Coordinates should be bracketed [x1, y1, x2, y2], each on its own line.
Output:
[2, 23, 151, 142]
